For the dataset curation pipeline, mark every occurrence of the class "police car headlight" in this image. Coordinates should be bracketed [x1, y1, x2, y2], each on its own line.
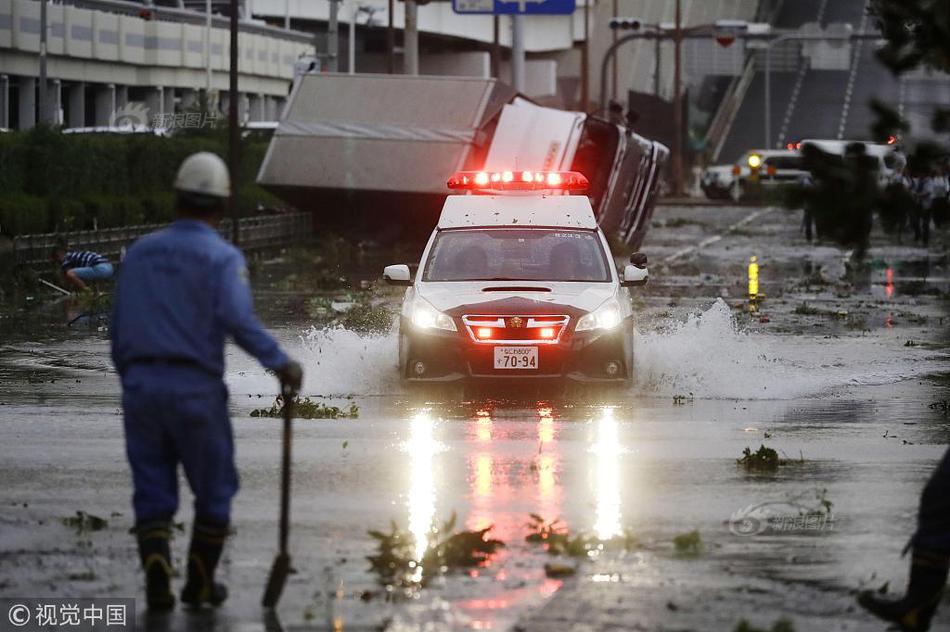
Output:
[411, 297, 457, 332]
[576, 299, 622, 332]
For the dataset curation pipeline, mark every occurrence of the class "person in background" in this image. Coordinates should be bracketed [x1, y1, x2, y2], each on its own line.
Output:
[51, 244, 114, 292]
[111, 152, 303, 611]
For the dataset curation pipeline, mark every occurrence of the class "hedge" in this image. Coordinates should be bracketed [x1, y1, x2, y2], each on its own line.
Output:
[0, 127, 282, 236]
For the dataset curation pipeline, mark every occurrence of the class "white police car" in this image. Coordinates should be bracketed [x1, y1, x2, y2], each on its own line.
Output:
[383, 170, 649, 385]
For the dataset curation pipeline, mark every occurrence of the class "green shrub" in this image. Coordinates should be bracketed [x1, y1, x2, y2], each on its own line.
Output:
[0, 194, 49, 235]
[0, 128, 280, 236]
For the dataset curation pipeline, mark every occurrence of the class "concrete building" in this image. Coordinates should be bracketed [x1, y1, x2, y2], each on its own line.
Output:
[0, 0, 313, 129]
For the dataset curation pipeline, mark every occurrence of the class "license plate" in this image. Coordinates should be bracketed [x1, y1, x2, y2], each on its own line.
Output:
[493, 346, 539, 370]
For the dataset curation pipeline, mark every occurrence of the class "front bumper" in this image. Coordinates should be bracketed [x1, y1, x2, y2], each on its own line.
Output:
[400, 318, 633, 384]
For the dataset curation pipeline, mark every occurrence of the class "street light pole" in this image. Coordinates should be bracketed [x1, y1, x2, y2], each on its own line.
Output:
[580, 0, 589, 110]
[610, 0, 617, 101]
[228, 0, 240, 245]
[404, 0, 419, 75]
[205, 0, 212, 102]
[511, 14, 525, 92]
[386, 0, 394, 73]
[672, 0, 683, 197]
[328, 0, 340, 72]
[39, 0, 48, 125]
[349, 1, 356, 73]
[491, 14, 500, 79]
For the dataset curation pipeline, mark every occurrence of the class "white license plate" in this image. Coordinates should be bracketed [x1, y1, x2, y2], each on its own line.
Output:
[493, 346, 539, 370]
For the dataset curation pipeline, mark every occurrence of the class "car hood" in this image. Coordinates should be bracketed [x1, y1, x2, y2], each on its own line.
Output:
[417, 281, 616, 314]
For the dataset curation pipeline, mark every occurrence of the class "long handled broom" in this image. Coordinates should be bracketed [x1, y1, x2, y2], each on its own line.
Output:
[262, 387, 295, 609]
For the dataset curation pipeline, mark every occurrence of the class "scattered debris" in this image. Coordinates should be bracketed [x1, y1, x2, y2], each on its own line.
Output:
[736, 445, 799, 472]
[929, 400, 949, 415]
[904, 340, 917, 347]
[250, 395, 359, 420]
[673, 529, 703, 557]
[367, 513, 504, 589]
[672, 392, 694, 406]
[543, 562, 576, 578]
[792, 303, 822, 316]
[525, 514, 636, 558]
[61, 511, 108, 534]
[734, 616, 795, 632]
[336, 299, 394, 335]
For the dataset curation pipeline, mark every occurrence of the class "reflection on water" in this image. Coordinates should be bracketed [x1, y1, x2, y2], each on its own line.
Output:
[591, 408, 623, 541]
[406, 410, 437, 580]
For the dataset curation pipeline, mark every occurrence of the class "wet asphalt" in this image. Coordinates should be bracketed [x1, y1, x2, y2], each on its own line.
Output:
[0, 203, 948, 631]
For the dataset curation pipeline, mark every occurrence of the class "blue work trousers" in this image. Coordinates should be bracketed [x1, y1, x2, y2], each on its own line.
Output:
[121, 365, 239, 526]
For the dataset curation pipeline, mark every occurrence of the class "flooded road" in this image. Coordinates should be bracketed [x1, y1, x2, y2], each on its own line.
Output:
[1, 204, 948, 631]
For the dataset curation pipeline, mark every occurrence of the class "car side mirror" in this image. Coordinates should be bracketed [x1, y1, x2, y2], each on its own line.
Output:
[629, 252, 648, 267]
[621, 264, 648, 287]
[383, 264, 413, 286]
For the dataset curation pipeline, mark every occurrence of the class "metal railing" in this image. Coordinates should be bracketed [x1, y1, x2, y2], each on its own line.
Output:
[61, 0, 314, 43]
[12, 212, 313, 268]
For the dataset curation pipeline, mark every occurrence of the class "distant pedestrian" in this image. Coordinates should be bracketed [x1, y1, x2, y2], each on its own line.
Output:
[859, 447, 949, 631]
[111, 152, 303, 611]
[910, 173, 935, 245]
[51, 244, 113, 292]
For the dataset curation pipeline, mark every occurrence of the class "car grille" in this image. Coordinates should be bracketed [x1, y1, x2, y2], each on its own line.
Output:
[461, 315, 570, 344]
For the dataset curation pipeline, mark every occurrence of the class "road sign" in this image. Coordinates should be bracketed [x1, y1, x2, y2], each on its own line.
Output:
[453, 0, 576, 16]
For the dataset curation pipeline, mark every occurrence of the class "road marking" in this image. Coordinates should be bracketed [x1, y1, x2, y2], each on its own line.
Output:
[660, 207, 777, 265]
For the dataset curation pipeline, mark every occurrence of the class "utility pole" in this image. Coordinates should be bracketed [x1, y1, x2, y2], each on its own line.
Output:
[284, 0, 290, 29]
[672, 0, 683, 197]
[328, 0, 340, 72]
[39, 0, 48, 125]
[653, 35, 660, 96]
[387, 0, 394, 73]
[404, 0, 418, 74]
[511, 14, 525, 91]
[580, 0, 589, 110]
[229, 0, 240, 244]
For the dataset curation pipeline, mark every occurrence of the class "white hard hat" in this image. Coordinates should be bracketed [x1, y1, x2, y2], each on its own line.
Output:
[174, 152, 231, 198]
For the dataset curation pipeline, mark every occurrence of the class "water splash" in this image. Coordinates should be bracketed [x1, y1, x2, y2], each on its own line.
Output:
[634, 298, 945, 400]
[299, 325, 401, 396]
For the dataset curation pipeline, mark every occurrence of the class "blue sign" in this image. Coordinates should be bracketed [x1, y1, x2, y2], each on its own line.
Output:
[452, 0, 576, 15]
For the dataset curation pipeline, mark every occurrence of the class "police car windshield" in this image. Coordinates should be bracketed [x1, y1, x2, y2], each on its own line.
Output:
[424, 228, 610, 282]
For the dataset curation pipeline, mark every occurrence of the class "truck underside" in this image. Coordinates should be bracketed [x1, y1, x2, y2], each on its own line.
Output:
[257, 73, 668, 247]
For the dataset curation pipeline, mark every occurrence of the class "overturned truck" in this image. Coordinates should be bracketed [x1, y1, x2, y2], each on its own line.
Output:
[257, 73, 668, 248]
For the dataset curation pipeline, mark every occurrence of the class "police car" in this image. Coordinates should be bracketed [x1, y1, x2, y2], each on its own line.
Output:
[383, 170, 649, 385]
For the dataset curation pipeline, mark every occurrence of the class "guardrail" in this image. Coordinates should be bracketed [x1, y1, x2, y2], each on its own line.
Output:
[63, 0, 315, 43]
[12, 212, 313, 269]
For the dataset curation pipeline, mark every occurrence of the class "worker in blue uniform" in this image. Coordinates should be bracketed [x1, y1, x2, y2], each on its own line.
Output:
[110, 152, 303, 611]
[859, 447, 950, 631]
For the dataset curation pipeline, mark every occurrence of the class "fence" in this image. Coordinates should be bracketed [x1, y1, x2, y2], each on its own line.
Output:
[12, 212, 313, 269]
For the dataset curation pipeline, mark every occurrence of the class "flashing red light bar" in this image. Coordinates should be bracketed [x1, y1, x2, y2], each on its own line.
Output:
[447, 170, 589, 193]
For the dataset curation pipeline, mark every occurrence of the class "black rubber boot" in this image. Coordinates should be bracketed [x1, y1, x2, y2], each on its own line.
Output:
[858, 549, 949, 632]
[135, 520, 175, 611]
[180, 521, 229, 608]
